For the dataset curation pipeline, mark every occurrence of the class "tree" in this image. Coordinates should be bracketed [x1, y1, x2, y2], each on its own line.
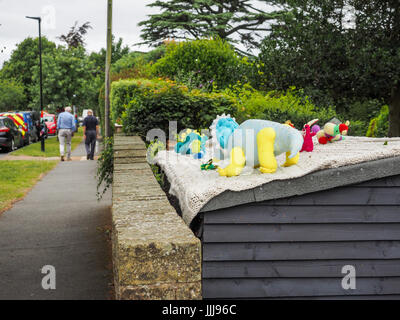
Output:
[258, 0, 400, 136]
[0, 79, 26, 112]
[0, 37, 56, 103]
[138, 0, 286, 51]
[29, 46, 95, 112]
[58, 21, 92, 48]
[88, 36, 130, 78]
[350, 0, 400, 137]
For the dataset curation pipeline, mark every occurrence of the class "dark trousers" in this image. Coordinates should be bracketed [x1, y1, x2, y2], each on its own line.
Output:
[85, 130, 97, 159]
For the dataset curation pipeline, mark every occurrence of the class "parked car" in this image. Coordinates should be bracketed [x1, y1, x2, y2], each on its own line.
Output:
[0, 116, 24, 151]
[42, 113, 57, 136]
[17, 111, 38, 143]
[0, 112, 30, 146]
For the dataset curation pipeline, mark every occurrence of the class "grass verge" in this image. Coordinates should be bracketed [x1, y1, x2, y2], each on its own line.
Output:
[0, 160, 58, 213]
[11, 128, 83, 158]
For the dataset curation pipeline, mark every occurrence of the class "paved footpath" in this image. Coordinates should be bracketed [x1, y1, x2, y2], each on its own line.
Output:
[0, 142, 113, 300]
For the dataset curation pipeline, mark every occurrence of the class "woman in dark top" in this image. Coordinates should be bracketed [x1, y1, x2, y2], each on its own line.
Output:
[82, 110, 99, 160]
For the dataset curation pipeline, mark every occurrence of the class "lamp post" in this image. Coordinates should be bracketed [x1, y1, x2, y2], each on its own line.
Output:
[26, 15, 45, 152]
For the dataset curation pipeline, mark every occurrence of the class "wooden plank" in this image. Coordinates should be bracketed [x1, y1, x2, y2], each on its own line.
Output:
[355, 175, 400, 187]
[203, 241, 400, 261]
[202, 278, 400, 299]
[204, 206, 400, 224]
[269, 187, 400, 205]
[203, 224, 400, 243]
[203, 260, 400, 278]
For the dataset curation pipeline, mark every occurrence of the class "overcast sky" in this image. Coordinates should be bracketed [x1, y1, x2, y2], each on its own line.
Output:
[0, 0, 157, 66]
[0, 0, 278, 67]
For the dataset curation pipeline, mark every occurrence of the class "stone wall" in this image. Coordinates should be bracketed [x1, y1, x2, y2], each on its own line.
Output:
[111, 135, 202, 300]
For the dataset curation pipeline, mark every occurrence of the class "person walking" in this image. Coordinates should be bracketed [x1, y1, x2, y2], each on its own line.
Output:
[82, 109, 99, 160]
[57, 106, 76, 161]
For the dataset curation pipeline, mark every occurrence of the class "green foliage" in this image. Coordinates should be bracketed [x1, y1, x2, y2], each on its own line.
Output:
[96, 137, 114, 199]
[0, 37, 56, 103]
[88, 36, 130, 78]
[29, 46, 95, 112]
[336, 99, 386, 136]
[110, 79, 167, 123]
[153, 38, 244, 89]
[138, 0, 285, 50]
[112, 78, 237, 137]
[147, 139, 167, 187]
[112, 52, 145, 74]
[340, 99, 383, 124]
[347, 120, 366, 137]
[58, 21, 92, 49]
[0, 79, 26, 112]
[144, 45, 166, 63]
[366, 105, 389, 138]
[257, 0, 400, 136]
[147, 139, 166, 164]
[111, 52, 153, 81]
[227, 84, 336, 129]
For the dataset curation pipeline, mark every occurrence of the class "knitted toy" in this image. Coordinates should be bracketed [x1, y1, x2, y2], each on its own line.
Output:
[300, 119, 319, 152]
[311, 125, 321, 135]
[316, 120, 350, 145]
[284, 120, 295, 128]
[210, 115, 303, 177]
[175, 129, 208, 159]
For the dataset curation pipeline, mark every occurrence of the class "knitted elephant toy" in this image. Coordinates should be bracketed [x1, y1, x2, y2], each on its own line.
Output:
[210, 115, 303, 177]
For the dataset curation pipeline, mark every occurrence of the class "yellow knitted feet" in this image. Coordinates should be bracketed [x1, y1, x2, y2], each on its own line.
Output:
[218, 147, 246, 177]
[257, 127, 278, 174]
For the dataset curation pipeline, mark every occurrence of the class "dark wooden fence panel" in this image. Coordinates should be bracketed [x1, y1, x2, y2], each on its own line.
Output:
[202, 174, 400, 299]
[203, 223, 400, 243]
[203, 278, 400, 299]
[270, 187, 400, 206]
[203, 260, 400, 278]
[203, 241, 400, 261]
[204, 206, 400, 224]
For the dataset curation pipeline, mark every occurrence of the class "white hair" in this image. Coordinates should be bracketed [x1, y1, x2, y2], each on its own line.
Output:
[87, 109, 93, 115]
[65, 106, 72, 113]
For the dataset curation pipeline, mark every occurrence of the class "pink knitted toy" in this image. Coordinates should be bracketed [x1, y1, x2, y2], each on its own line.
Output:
[301, 124, 316, 152]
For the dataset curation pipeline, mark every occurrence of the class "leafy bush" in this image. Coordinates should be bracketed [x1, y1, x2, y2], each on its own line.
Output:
[227, 85, 336, 129]
[152, 38, 244, 90]
[144, 45, 166, 63]
[342, 99, 383, 123]
[366, 105, 389, 138]
[110, 78, 168, 123]
[114, 79, 237, 137]
[111, 52, 153, 81]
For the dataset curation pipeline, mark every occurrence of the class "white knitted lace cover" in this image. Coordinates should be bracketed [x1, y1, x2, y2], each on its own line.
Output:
[154, 136, 400, 226]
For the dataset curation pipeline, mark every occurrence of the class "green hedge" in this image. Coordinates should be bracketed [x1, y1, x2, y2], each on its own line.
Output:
[111, 79, 237, 137]
[110, 79, 167, 123]
[111, 79, 369, 139]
